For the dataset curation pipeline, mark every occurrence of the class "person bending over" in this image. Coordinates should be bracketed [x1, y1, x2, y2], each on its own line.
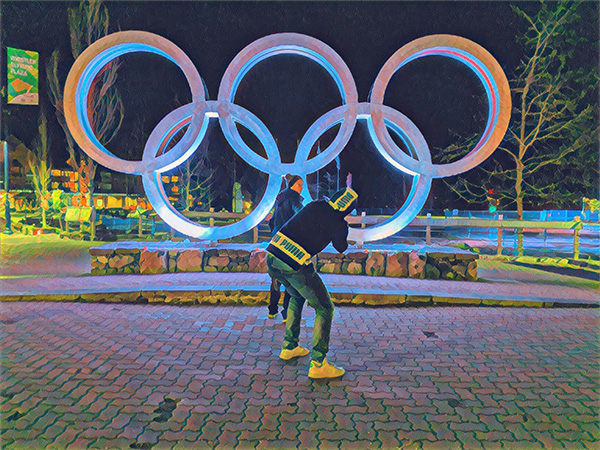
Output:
[266, 177, 357, 379]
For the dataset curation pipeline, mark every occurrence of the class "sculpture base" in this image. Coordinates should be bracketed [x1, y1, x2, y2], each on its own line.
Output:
[90, 241, 478, 281]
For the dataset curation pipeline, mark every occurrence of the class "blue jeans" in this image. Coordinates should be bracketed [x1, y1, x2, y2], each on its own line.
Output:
[266, 254, 334, 363]
[268, 279, 290, 319]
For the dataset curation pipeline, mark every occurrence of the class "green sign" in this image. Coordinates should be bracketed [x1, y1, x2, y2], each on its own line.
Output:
[7, 47, 39, 105]
[65, 207, 81, 222]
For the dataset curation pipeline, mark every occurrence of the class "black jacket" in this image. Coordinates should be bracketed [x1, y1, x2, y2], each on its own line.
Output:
[267, 200, 352, 270]
[269, 188, 304, 234]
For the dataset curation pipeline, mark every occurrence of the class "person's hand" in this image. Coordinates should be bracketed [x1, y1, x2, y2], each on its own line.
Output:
[346, 172, 352, 188]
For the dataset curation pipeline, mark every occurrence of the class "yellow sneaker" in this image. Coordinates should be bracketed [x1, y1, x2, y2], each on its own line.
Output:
[279, 346, 309, 361]
[308, 358, 345, 379]
[268, 313, 277, 319]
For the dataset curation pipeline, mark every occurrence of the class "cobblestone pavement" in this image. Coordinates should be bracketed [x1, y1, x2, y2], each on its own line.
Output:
[1, 302, 598, 449]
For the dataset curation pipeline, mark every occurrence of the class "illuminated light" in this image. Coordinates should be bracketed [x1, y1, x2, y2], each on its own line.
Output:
[64, 31, 510, 242]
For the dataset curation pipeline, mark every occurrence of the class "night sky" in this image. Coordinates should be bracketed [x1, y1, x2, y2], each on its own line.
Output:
[2, 0, 598, 210]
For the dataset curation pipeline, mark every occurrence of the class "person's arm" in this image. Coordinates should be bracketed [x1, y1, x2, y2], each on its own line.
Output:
[292, 195, 304, 215]
[268, 205, 278, 232]
[332, 221, 349, 253]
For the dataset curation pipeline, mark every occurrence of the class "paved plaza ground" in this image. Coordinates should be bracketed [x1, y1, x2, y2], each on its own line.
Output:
[1, 302, 598, 449]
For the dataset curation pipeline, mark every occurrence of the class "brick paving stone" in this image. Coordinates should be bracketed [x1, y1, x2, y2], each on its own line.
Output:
[313, 406, 335, 422]
[453, 431, 488, 449]
[50, 426, 79, 448]
[429, 421, 458, 441]
[119, 422, 145, 440]
[352, 420, 377, 441]
[217, 429, 240, 447]
[200, 421, 223, 441]
[339, 440, 378, 449]
[298, 429, 320, 448]
[237, 439, 260, 449]
[316, 439, 342, 449]
[405, 413, 432, 432]
[41, 421, 68, 442]
[376, 429, 403, 447]
[223, 420, 261, 434]
[1, 303, 598, 449]
[406, 429, 437, 443]
[277, 422, 300, 441]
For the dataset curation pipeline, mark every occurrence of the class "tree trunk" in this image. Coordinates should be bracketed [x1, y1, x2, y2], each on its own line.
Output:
[516, 195, 524, 220]
[88, 181, 96, 241]
[516, 159, 524, 220]
[41, 207, 47, 228]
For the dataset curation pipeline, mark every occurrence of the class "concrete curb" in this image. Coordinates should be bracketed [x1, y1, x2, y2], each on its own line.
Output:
[1, 290, 596, 308]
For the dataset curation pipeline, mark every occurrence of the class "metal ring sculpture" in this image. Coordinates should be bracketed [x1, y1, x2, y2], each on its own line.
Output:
[64, 31, 510, 242]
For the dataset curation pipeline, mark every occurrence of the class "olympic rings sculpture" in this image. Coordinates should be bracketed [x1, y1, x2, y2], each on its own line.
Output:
[64, 31, 510, 243]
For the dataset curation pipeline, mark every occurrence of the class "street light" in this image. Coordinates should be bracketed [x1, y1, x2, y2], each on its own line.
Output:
[3, 140, 13, 234]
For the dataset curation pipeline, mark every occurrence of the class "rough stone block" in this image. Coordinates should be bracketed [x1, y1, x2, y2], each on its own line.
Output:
[331, 293, 353, 304]
[239, 291, 268, 305]
[455, 253, 477, 260]
[466, 261, 478, 281]
[140, 251, 168, 275]
[204, 256, 230, 272]
[433, 297, 481, 305]
[365, 251, 386, 277]
[89, 248, 114, 257]
[167, 250, 178, 272]
[249, 250, 268, 273]
[342, 261, 364, 275]
[408, 250, 426, 279]
[210, 291, 240, 305]
[437, 260, 454, 279]
[115, 248, 141, 256]
[108, 255, 134, 270]
[452, 264, 467, 278]
[177, 250, 204, 272]
[165, 292, 197, 305]
[377, 294, 406, 305]
[345, 251, 369, 261]
[353, 294, 405, 305]
[226, 261, 250, 272]
[482, 299, 544, 307]
[406, 295, 432, 304]
[319, 262, 343, 274]
[424, 264, 441, 280]
[91, 258, 105, 269]
[385, 252, 408, 278]
[317, 252, 344, 270]
[351, 294, 380, 305]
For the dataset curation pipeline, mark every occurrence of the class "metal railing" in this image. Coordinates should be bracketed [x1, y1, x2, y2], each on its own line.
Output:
[347, 214, 585, 259]
[94, 209, 590, 258]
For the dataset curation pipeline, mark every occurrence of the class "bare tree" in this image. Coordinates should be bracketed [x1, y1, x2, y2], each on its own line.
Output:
[26, 113, 52, 228]
[440, 0, 598, 217]
[177, 150, 215, 212]
[46, 0, 124, 232]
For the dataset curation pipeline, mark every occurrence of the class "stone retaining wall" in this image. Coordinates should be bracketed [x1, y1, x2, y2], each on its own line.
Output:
[91, 247, 478, 280]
